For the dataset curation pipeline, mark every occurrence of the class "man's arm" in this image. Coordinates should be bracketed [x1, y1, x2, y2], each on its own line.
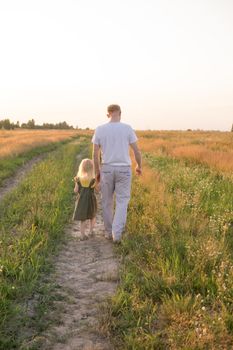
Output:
[92, 143, 101, 182]
[130, 142, 142, 175]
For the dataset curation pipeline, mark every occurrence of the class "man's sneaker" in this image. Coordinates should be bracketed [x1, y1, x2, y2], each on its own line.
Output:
[113, 239, 121, 245]
[112, 232, 121, 244]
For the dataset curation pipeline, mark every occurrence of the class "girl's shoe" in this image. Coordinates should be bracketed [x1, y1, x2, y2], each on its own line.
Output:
[104, 232, 112, 240]
[80, 234, 88, 241]
[89, 230, 95, 237]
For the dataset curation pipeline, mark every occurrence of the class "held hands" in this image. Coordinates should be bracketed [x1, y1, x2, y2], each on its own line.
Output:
[95, 172, 100, 183]
[135, 165, 142, 176]
[95, 181, 100, 193]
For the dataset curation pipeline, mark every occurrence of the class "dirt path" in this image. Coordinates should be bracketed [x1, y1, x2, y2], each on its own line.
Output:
[28, 194, 119, 350]
[0, 154, 46, 202]
[1, 145, 119, 349]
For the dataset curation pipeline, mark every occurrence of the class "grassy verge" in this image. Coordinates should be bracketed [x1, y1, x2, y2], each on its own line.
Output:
[107, 153, 233, 349]
[0, 138, 89, 349]
[0, 134, 82, 187]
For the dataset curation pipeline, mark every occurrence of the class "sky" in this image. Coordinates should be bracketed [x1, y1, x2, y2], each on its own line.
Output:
[0, 0, 233, 130]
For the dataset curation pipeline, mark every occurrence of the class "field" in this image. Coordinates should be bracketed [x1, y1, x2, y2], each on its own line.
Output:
[106, 130, 233, 349]
[138, 130, 233, 175]
[0, 129, 90, 186]
[0, 129, 86, 159]
[0, 129, 232, 349]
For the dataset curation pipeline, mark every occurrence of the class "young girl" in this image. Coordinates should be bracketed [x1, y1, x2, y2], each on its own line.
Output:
[72, 158, 98, 240]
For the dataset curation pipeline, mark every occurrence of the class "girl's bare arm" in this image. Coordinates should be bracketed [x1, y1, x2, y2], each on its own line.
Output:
[73, 178, 79, 193]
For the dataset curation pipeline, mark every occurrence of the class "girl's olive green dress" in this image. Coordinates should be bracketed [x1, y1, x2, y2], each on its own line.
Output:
[72, 178, 97, 221]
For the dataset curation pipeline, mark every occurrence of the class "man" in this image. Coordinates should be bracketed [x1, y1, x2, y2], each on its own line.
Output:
[92, 104, 142, 242]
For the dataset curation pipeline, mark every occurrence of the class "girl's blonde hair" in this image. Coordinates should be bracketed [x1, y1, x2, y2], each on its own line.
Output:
[77, 158, 95, 180]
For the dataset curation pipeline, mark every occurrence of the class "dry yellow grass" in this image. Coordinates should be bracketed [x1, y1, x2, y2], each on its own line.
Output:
[3, 128, 231, 173]
[138, 130, 233, 174]
[0, 129, 91, 159]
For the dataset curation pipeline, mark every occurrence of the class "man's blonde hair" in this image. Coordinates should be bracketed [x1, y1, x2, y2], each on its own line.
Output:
[107, 104, 121, 114]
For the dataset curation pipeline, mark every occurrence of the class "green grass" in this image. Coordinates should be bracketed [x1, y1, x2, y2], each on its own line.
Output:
[144, 152, 233, 225]
[107, 153, 233, 349]
[0, 135, 80, 187]
[0, 138, 89, 349]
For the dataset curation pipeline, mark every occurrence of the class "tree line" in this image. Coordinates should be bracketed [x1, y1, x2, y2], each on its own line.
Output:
[1, 117, 232, 132]
[0, 118, 76, 130]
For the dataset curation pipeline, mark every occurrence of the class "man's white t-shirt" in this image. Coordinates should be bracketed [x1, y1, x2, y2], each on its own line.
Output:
[92, 121, 138, 166]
